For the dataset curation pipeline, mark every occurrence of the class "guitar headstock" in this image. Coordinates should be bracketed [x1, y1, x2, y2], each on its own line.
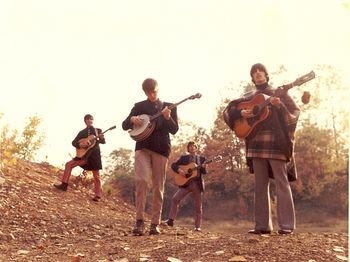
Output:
[213, 153, 229, 162]
[189, 93, 202, 100]
[213, 155, 223, 162]
[293, 71, 316, 86]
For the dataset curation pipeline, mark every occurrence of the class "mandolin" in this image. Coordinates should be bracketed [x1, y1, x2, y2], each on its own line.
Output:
[128, 93, 201, 142]
[75, 125, 116, 159]
[232, 71, 315, 139]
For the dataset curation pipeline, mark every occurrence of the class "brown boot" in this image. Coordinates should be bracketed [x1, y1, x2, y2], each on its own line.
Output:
[54, 182, 68, 191]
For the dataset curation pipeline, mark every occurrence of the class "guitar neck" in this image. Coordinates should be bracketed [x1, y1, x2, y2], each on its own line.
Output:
[102, 125, 116, 134]
[149, 96, 192, 121]
[257, 71, 316, 110]
[189, 158, 218, 171]
[278, 70, 316, 94]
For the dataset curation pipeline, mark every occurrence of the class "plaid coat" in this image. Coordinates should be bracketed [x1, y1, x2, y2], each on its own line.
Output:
[224, 85, 300, 181]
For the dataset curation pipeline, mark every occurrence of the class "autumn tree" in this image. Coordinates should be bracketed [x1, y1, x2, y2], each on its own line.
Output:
[291, 65, 349, 215]
[105, 148, 135, 203]
[16, 116, 45, 161]
[1, 114, 45, 164]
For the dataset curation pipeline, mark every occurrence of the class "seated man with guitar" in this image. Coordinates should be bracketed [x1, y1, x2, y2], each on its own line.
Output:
[223, 63, 303, 235]
[54, 114, 106, 202]
[122, 78, 179, 236]
[163, 141, 207, 232]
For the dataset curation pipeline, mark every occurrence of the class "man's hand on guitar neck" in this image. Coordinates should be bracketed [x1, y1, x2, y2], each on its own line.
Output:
[162, 106, 171, 120]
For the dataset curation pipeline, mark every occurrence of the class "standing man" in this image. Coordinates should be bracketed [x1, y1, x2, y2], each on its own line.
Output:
[122, 78, 179, 235]
[163, 141, 207, 231]
[224, 63, 300, 234]
[54, 114, 105, 202]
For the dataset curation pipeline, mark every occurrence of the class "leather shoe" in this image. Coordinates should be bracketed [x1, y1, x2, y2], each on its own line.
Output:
[92, 196, 101, 202]
[278, 229, 293, 235]
[248, 229, 271, 235]
[54, 182, 68, 191]
[162, 219, 174, 227]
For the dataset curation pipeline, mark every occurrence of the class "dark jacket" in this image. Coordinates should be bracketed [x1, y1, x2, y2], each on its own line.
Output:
[72, 126, 105, 170]
[122, 99, 179, 158]
[171, 154, 207, 192]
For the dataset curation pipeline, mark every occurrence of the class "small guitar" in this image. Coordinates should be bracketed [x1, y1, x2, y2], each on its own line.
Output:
[233, 71, 315, 139]
[128, 93, 202, 142]
[174, 154, 227, 186]
[75, 125, 116, 159]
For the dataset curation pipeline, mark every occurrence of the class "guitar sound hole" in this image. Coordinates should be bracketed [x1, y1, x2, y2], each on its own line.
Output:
[252, 105, 260, 115]
[186, 170, 192, 178]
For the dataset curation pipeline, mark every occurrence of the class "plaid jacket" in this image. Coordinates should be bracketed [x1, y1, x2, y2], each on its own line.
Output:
[245, 86, 300, 161]
[224, 85, 300, 181]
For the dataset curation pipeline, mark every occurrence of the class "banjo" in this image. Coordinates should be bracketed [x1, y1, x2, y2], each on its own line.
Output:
[128, 93, 202, 142]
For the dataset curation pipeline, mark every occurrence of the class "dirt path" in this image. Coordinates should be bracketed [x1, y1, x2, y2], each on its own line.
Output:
[0, 161, 348, 261]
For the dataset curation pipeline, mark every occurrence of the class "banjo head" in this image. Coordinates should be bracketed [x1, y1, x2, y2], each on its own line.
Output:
[128, 114, 151, 137]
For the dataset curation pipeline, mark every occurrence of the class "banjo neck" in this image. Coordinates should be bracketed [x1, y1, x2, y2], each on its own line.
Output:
[149, 93, 202, 121]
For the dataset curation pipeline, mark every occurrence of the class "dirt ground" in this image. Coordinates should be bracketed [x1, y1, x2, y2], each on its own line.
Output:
[0, 160, 348, 262]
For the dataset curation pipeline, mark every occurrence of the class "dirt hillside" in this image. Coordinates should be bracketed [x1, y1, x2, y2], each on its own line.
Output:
[0, 160, 348, 262]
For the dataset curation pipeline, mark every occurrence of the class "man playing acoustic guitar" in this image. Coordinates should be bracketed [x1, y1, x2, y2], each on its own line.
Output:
[54, 114, 105, 202]
[224, 63, 300, 235]
[163, 141, 207, 232]
[122, 78, 179, 235]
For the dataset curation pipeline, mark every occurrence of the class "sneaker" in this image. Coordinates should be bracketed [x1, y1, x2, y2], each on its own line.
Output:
[54, 182, 68, 191]
[162, 219, 174, 227]
[149, 224, 161, 235]
[132, 220, 145, 236]
[194, 227, 201, 232]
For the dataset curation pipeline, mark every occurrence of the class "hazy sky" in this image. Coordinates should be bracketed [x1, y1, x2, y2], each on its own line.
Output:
[1, 0, 349, 167]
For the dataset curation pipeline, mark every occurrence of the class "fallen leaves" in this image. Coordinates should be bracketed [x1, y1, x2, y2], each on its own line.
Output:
[0, 159, 348, 262]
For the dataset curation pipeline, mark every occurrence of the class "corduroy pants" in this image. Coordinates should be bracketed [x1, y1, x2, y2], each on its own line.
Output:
[168, 181, 203, 228]
[61, 158, 102, 198]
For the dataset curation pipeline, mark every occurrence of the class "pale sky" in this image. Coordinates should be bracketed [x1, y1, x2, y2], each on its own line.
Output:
[0, 0, 349, 167]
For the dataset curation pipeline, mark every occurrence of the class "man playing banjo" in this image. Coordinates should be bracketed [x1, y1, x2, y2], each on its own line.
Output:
[122, 78, 179, 236]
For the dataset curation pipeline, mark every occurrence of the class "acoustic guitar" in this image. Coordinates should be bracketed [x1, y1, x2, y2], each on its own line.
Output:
[128, 93, 202, 142]
[174, 154, 227, 186]
[232, 71, 315, 139]
[75, 125, 116, 159]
